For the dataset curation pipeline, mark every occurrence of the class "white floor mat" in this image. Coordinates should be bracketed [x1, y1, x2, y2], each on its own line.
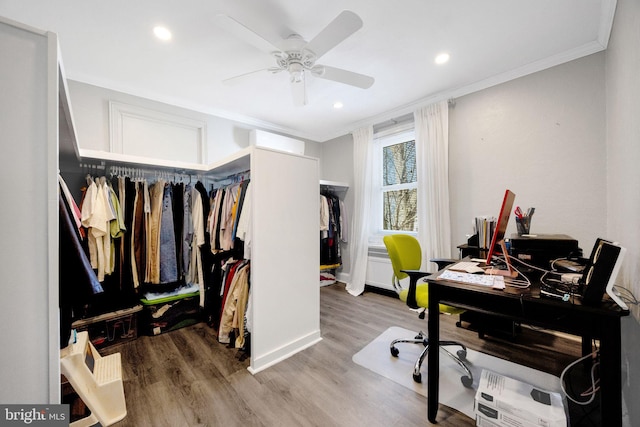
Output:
[352, 326, 562, 419]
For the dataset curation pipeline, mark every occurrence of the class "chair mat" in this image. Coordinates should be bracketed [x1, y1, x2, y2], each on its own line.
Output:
[352, 326, 563, 419]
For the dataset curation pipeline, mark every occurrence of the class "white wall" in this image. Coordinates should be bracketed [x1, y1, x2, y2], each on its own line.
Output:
[0, 18, 57, 403]
[250, 148, 321, 372]
[68, 80, 251, 162]
[605, 0, 640, 423]
[449, 53, 606, 251]
[605, 0, 640, 317]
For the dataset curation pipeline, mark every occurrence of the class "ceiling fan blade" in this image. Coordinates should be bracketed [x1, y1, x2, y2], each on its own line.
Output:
[222, 68, 271, 86]
[291, 79, 306, 107]
[314, 65, 374, 89]
[215, 14, 282, 54]
[305, 10, 363, 60]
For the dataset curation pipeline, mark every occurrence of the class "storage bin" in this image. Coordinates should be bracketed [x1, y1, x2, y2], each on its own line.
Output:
[140, 291, 201, 335]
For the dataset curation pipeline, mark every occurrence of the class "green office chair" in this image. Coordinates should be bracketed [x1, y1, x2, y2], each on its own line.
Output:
[383, 234, 473, 387]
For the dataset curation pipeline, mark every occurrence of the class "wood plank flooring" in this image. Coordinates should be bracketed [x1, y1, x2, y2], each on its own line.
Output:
[101, 283, 585, 426]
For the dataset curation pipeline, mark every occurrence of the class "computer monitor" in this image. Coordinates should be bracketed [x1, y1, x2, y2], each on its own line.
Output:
[486, 189, 516, 265]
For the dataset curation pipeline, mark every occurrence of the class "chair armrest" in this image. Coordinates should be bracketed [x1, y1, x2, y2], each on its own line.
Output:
[401, 269, 432, 310]
[430, 258, 459, 270]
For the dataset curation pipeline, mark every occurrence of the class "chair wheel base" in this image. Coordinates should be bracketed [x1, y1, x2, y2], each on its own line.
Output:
[413, 372, 422, 383]
[390, 346, 399, 357]
[457, 349, 467, 361]
[461, 375, 473, 388]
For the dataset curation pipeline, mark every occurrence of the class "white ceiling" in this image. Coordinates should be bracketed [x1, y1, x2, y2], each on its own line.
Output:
[0, 0, 615, 142]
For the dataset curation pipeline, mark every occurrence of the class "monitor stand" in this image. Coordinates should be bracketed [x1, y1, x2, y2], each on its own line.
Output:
[484, 240, 518, 278]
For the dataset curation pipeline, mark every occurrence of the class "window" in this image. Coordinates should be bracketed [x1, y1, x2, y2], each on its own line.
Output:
[383, 140, 417, 231]
[371, 127, 418, 240]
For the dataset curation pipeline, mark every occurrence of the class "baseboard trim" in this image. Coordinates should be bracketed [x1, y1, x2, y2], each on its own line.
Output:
[248, 330, 322, 374]
[364, 285, 399, 299]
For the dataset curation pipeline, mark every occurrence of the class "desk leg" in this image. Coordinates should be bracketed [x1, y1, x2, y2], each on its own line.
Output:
[581, 334, 593, 356]
[427, 283, 440, 423]
[599, 318, 623, 426]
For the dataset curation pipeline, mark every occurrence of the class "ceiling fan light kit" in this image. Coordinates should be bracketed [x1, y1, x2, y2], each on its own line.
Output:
[217, 10, 375, 106]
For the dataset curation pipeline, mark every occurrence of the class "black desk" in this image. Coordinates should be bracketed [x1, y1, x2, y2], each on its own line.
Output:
[426, 270, 629, 425]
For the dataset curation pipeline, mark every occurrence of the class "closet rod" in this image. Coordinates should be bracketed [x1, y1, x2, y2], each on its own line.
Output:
[79, 161, 106, 173]
[213, 169, 251, 187]
[77, 160, 207, 184]
[107, 165, 203, 184]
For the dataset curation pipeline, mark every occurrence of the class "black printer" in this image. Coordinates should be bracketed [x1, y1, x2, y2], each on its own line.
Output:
[509, 234, 582, 269]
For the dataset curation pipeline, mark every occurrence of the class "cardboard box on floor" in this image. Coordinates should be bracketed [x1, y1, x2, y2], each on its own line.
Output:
[474, 369, 567, 427]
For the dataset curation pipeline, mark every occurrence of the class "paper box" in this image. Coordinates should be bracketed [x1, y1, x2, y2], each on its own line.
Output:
[474, 370, 567, 427]
[476, 403, 543, 427]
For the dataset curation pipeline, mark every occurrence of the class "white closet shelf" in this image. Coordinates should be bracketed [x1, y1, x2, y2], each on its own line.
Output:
[320, 180, 349, 188]
[78, 148, 210, 172]
[77, 147, 252, 178]
[204, 147, 251, 177]
[320, 180, 349, 199]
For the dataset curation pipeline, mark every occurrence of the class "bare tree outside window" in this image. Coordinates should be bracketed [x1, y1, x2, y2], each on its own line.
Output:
[382, 140, 417, 231]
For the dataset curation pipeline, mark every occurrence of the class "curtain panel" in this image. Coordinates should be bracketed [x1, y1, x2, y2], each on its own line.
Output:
[346, 126, 374, 296]
[414, 101, 452, 268]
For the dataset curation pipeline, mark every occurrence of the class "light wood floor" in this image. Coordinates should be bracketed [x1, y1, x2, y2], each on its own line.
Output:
[101, 283, 584, 427]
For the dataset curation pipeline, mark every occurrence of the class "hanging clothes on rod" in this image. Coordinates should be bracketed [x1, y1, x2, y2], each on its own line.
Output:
[64, 162, 254, 344]
[320, 191, 345, 266]
[75, 170, 206, 300]
[218, 259, 250, 350]
[59, 174, 103, 346]
[81, 175, 115, 282]
[209, 181, 249, 253]
[208, 170, 251, 253]
[201, 173, 251, 329]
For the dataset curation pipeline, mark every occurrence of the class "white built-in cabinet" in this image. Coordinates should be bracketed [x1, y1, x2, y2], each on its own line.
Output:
[0, 15, 320, 404]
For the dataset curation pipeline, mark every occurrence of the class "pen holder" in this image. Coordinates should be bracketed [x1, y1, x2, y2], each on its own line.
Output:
[516, 217, 531, 235]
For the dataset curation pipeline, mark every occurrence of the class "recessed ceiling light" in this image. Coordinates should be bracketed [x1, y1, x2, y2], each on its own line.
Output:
[153, 26, 172, 41]
[435, 53, 450, 65]
[333, 101, 344, 109]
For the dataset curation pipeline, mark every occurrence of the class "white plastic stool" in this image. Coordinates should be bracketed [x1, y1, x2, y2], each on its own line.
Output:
[60, 331, 127, 426]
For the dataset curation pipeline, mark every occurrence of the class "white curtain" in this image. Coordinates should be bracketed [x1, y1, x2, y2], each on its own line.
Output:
[414, 101, 452, 269]
[346, 126, 374, 296]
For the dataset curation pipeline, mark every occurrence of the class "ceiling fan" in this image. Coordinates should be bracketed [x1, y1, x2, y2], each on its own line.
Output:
[215, 10, 375, 106]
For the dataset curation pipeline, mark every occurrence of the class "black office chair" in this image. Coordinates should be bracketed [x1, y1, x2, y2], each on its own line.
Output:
[383, 234, 473, 387]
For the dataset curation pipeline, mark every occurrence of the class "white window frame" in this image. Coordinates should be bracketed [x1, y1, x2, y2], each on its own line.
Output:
[369, 124, 417, 246]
